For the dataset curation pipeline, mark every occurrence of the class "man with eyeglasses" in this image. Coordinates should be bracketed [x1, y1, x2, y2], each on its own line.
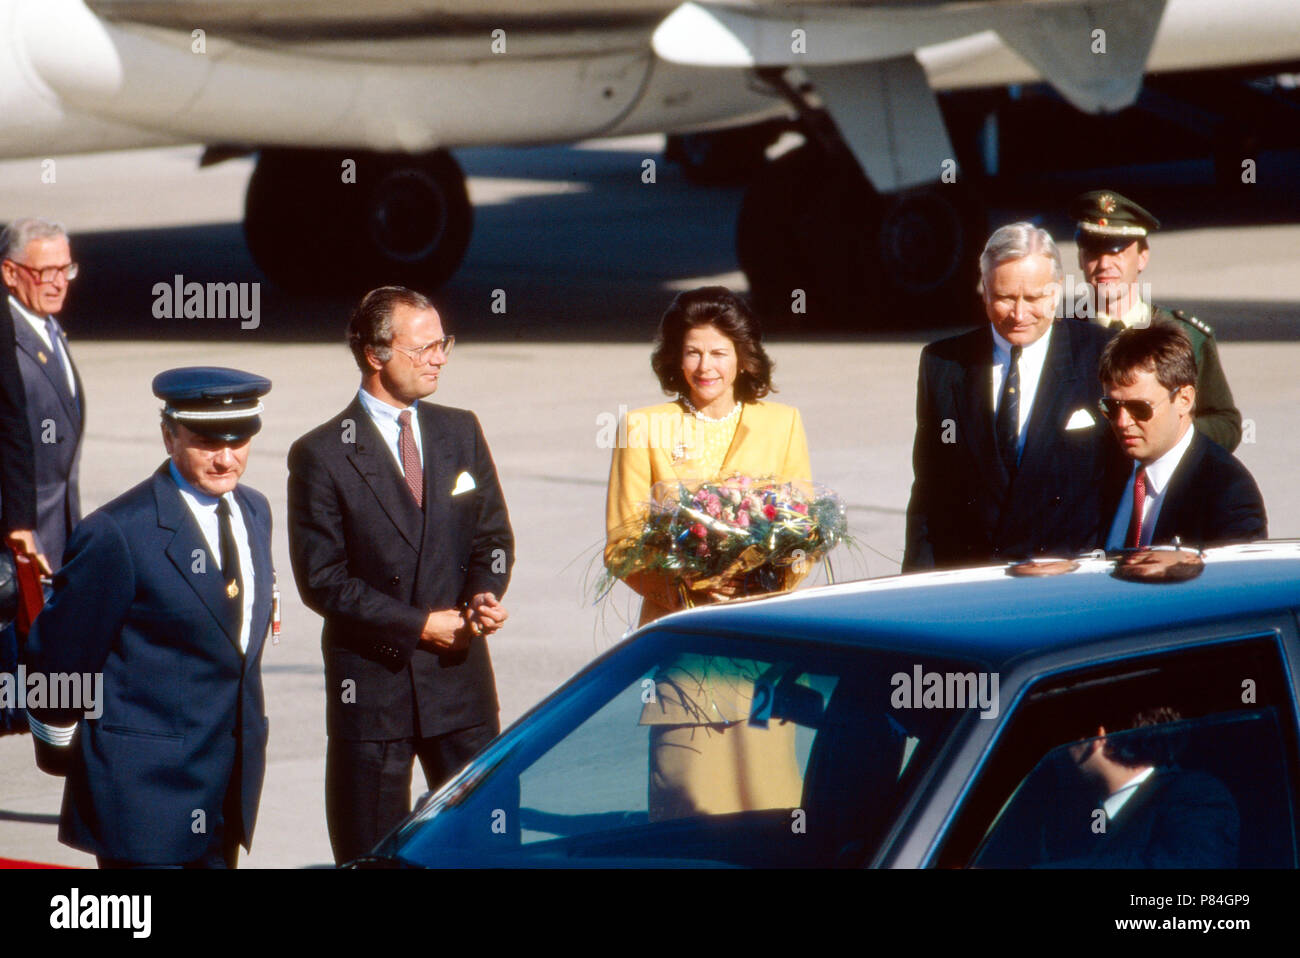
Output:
[1098, 323, 1264, 552]
[0, 218, 84, 575]
[287, 285, 514, 865]
[1071, 190, 1242, 451]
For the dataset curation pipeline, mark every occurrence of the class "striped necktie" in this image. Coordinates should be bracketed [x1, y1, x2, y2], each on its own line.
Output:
[398, 410, 424, 507]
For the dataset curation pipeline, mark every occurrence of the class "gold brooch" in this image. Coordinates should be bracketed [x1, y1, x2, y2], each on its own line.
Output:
[226, 580, 239, 599]
[37, 351, 48, 364]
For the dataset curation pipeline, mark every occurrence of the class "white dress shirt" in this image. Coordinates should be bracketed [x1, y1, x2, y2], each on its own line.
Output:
[991, 323, 1053, 458]
[169, 461, 255, 653]
[1105, 424, 1196, 550]
[1104, 765, 1156, 821]
[9, 294, 77, 397]
[358, 386, 424, 476]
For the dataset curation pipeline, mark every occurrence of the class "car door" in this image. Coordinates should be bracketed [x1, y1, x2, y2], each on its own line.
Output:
[927, 631, 1300, 869]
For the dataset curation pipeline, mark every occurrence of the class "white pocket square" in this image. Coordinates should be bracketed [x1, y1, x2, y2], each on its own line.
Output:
[1065, 408, 1096, 430]
[451, 471, 477, 495]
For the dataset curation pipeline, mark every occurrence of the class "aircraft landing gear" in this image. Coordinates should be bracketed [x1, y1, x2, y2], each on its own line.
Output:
[664, 120, 785, 185]
[243, 148, 472, 293]
[737, 142, 983, 331]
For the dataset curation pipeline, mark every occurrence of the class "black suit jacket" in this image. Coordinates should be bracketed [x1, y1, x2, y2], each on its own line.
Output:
[0, 305, 35, 535]
[904, 320, 1118, 570]
[287, 395, 514, 741]
[1045, 768, 1239, 868]
[1101, 430, 1267, 549]
[7, 302, 83, 564]
[26, 466, 273, 863]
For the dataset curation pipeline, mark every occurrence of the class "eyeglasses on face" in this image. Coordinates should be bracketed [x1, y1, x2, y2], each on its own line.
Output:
[7, 260, 79, 284]
[1097, 390, 1178, 422]
[391, 335, 455, 363]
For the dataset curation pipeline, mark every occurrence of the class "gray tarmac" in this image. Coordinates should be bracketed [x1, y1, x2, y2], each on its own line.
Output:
[1, 137, 1298, 867]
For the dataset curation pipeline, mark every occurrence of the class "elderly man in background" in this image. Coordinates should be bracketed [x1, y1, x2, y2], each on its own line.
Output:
[0, 218, 85, 573]
[0, 218, 85, 736]
[904, 222, 1118, 571]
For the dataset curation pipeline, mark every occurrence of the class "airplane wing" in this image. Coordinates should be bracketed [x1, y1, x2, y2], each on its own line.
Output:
[653, 0, 1169, 114]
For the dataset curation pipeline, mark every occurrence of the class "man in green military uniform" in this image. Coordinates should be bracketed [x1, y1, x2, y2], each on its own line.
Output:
[1070, 190, 1242, 451]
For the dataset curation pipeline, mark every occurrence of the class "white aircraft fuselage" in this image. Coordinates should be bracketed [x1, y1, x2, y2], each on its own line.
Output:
[3, 0, 1299, 159]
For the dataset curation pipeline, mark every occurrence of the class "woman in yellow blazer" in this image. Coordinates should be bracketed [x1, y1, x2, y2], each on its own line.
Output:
[604, 286, 812, 821]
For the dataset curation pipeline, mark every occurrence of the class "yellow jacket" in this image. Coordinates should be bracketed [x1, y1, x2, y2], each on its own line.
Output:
[604, 399, 812, 623]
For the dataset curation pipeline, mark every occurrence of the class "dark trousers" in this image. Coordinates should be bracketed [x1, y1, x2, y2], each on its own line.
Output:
[97, 772, 243, 869]
[325, 720, 498, 866]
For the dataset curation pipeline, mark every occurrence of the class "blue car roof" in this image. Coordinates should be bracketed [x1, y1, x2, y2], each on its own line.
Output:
[648, 544, 1300, 668]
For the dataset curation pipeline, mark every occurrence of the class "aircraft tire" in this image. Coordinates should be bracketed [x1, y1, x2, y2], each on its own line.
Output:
[666, 121, 783, 186]
[736, 143, 880, 331]
[349, 149, 473, 293]
[244, 148, 472, 294]
[243, 149, 345, 291]
[736, 143, 984, 331]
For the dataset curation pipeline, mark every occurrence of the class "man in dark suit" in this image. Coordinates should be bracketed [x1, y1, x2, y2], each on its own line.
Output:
[1, 218, 85, 572]
[26, 367, 274, 868]
[1046, 707, 1239, 868]
[1098, 323, 1266, 550]
[0, 285, 36, 735]
[0, 282, 36, 555]
[904, 222, 1117, 571]
[287, 286, 514, 865]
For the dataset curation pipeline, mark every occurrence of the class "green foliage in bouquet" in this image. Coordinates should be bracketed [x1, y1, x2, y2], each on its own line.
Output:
[600, 475, 851, 601]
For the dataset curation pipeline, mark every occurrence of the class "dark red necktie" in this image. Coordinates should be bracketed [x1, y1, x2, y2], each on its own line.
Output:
[398, 410, 424, 507]
[1126, 467, 1147, 549]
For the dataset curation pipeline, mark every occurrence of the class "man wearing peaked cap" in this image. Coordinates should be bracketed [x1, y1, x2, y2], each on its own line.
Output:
[1070, 190, 1243, 451]
[26, 367, 276, 868]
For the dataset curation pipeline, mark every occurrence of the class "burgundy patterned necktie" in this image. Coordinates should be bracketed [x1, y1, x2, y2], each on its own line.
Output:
[1126, 467, 1147, 549]
[397, 410, 424, 507]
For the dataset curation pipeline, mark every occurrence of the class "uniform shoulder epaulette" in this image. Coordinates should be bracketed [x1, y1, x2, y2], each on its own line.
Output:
[1172, 309, 1213, 336]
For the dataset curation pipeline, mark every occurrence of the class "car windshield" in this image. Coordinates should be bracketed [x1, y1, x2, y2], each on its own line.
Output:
[385, 629, 982, 867]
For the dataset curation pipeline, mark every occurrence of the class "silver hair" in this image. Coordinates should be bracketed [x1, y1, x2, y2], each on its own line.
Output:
[978, 222, 1064, 290]
[1, 218, 67, 261]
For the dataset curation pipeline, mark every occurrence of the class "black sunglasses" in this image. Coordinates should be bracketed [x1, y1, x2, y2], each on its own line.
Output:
[1097, 390, 1177, 422]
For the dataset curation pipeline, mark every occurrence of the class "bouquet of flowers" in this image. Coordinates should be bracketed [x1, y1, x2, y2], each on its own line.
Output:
[602, 475, 851, 605]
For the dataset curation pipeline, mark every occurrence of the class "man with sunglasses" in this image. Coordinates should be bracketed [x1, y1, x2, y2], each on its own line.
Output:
[287, 285, 514, 865]
[1098, 323, 1264, 552]
[1071, 190, 1242, 451]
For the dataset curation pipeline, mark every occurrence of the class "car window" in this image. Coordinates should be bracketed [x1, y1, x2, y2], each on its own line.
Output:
[518, 658, 835, 843]
[389, 633, 979, 868]
[934, 635, 1300, 868]
[972, 710, 1292, 868]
